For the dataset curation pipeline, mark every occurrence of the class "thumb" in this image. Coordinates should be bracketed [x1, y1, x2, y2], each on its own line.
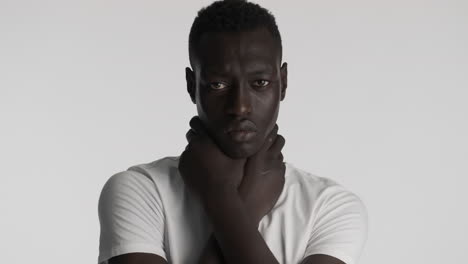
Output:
[259, 124, 279, 155]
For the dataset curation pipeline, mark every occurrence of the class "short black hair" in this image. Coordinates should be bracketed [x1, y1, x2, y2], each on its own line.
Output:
[188, 0, 282, 68]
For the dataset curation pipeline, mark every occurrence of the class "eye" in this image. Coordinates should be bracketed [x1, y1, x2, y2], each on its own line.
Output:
[209, 82, 228, 90]
[252, 80, 270, 87]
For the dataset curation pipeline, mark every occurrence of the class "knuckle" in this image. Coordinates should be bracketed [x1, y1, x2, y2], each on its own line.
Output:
[279, 156, 284, 163]
[278, 135, 285, 144]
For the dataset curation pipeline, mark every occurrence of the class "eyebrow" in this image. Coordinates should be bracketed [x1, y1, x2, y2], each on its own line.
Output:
[247, 67, 273, 75]
[203, 64, 274, 76]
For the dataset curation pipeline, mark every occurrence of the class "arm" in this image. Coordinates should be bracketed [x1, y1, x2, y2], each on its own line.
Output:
[179, 118, 285, 264]
[108, 253, 168, 264]
[98, 171, 168, 264]
[195, 184, 271, 264]
[197, 234, 226, 264]
[109, 229, 347, 264]
[300, 186, 368, 264]
[301, 254, 345, 264]
[194, 123, 359, 264]
[197, 180, 367, 264]
[201, 184, 279, 264]
[196, 187, 277, 264]
[186, 119, 285, 264]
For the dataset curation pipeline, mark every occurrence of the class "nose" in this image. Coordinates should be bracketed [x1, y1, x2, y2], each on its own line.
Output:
[225, 81, 252, 116]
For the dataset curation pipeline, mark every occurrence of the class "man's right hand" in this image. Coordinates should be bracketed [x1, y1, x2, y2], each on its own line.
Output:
[178, 116, 246, 201]
[239, 124, 286, 224]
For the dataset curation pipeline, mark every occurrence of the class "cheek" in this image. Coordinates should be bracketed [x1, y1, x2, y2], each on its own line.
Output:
[196, 87, 214, 117]
[197, 94, 222, 120]
[255, 90, 281, 137]
[196, 92, 227, 138]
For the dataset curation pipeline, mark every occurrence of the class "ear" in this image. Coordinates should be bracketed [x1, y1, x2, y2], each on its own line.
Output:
[280, 62, 288, 101]
[185, 67, 196, 104]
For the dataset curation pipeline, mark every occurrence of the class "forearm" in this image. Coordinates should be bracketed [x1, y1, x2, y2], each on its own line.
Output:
[197, 194, 265, 264]
[197, 197, 263, 264]
[201, 184, 279, 264]
[197, 234, 224, 264]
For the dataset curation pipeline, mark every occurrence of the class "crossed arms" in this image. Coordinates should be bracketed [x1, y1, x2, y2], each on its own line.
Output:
[104, 117, 351, 264]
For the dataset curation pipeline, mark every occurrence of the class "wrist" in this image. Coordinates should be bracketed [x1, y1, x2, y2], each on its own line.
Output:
[198, 234, 224, 264]
[239, 190, 263, 225]
[200, 182, 238, 206]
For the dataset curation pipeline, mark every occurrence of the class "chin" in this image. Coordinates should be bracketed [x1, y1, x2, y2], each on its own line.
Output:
[211, 131, 264, 159]
[224, 148, 252, 159]
[220, 141, 259, 159]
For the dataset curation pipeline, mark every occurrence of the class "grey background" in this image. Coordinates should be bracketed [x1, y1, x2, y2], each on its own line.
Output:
[1, 0, 467, 263]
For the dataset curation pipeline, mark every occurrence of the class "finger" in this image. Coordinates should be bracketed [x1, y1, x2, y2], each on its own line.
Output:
[278, 152, 284, 162]
[271, 158, 285, 171]
[265, 124, 279, 151]
[185, 129, 197, 143]
[269, 134, 285, 152]
[260, 124, 279, 153]
[189, 116, 207, 136]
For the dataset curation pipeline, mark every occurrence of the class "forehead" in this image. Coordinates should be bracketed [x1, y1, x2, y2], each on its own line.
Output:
[195, 27, 280, 71]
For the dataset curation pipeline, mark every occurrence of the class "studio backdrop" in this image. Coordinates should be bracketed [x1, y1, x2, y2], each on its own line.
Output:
[1, 0, 467, 263]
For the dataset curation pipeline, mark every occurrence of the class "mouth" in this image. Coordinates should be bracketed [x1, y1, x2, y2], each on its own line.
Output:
[224, 119, 257, 133]
[226, 130, 257, 142]
[223, 119, 258, 142]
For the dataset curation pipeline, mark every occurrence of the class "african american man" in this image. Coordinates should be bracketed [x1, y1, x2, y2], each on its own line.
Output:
[97, 1, 368, 264]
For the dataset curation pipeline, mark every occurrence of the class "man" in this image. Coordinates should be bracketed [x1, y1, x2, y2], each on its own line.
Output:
[98, 1, 368, 263]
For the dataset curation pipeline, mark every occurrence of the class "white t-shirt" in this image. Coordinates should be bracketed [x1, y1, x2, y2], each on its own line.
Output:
[98, 156, 368, 264]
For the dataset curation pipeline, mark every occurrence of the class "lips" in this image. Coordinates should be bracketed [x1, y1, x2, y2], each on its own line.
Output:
[223, 120, 257, 143]
[227, 130, 257, 142]
[224, 120, 257, 133]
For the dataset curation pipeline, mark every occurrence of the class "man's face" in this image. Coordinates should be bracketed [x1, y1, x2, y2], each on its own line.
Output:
[186, 26, 287, 159]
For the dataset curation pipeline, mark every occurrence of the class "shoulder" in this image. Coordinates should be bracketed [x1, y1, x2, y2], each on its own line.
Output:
[284, 163, 368, 264]
[98, 158, 175, 264]
[126, 155, 180, 183]
[98, 156, 181, 212]
[284, 161, 366, 208]
[283, 161, 368, 231]
[101, 156, 179, 189]
[284, 162, 336, 190]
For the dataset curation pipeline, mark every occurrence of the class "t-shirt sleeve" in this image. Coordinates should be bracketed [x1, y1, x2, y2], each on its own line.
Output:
[97, 170, 167, 264]
[302, 184, 368, 264]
